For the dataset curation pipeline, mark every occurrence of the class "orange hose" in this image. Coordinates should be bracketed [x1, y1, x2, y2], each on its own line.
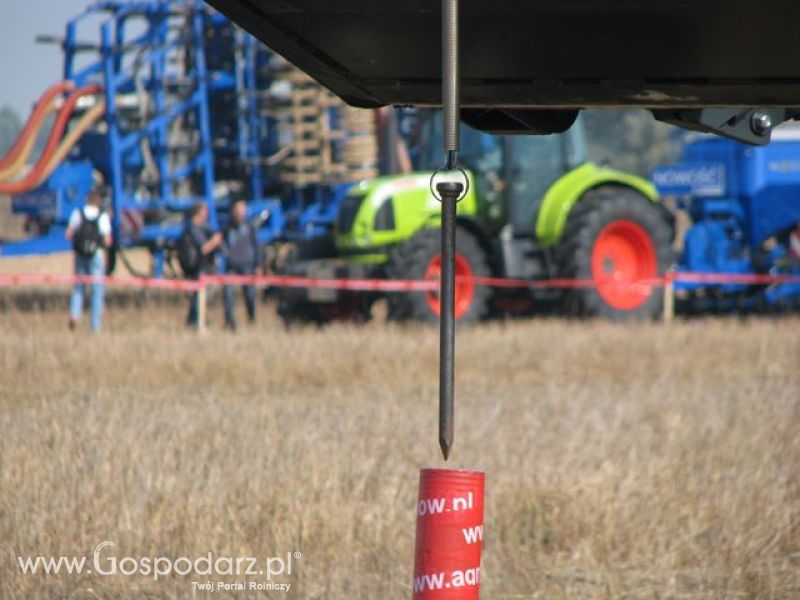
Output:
[0, 127, 41, 182]
[34, 101, 107, 187]
[0, 81, 73, 168]
[35, 84, 102, 172]
[0, 81, 74, 180]
[0, 100, 106, 194]
[0, 85, 102, 193]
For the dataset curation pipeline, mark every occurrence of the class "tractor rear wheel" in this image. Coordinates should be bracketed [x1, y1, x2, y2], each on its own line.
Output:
[556, 187, 673, 320]
[386, 227, 491, 323]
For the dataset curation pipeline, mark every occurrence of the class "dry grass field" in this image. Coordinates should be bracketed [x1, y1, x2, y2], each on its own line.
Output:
[0, 302, 798, 598]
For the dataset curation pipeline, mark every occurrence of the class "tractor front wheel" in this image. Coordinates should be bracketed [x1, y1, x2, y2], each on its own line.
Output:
[386, 227, 491, 323]
[556, 187, 673, 320]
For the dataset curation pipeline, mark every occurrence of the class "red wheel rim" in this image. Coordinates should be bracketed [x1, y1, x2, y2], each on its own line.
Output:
[424, 252, 475, 318]
[591, 220, 657, 311]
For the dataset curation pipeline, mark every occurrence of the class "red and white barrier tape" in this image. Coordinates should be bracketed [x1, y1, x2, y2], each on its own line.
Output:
[0, 274, 202, 291]
[0, 271, 799, 293]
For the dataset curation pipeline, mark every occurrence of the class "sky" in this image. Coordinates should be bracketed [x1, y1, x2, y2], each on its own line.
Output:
[0, 0, 97, 117]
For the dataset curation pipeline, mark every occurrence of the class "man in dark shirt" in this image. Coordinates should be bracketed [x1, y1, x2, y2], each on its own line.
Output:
[183, 202, 222, 328]
[222, 199, 261, 330]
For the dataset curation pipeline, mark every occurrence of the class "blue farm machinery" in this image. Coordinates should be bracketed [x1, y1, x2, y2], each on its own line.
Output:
[0, 0, 379, 276]
[652, 130, 800, 311]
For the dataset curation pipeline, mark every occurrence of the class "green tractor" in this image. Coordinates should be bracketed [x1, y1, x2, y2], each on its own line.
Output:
[277, 112, 673, 323]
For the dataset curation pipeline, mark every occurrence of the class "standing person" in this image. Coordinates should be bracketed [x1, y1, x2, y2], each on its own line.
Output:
[222, 199, 261, 331]
[177, 202, 222, 329]
[65, 184, 112, 332]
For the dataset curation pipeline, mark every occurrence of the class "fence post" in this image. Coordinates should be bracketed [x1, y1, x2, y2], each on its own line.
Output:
[197, 277, 207, 334]
[663, 271, 675, 323]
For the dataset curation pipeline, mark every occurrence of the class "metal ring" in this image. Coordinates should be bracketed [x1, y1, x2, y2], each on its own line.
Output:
[429, 167, 470, 203]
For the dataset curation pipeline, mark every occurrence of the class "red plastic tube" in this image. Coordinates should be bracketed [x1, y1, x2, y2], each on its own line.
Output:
[0, 84, 101, 195]
[412, 468, 485, 599]
[0, 81, 74, 172]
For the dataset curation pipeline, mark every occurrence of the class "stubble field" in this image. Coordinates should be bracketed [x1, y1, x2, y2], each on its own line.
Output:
[0, 301, 798, 598]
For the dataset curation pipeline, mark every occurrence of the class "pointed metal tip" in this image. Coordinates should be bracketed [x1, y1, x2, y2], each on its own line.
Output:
[439, 438, 452, 461]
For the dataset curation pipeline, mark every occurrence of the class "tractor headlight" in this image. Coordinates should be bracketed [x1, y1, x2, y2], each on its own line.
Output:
[374, 196, 395, 231]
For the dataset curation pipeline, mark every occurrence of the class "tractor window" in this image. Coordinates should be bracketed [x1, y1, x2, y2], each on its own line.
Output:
[505, 134, 569, 233]
[564, 114, 589, 168]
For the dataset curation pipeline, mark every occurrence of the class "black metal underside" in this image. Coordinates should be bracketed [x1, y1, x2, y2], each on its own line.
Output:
[207, 0, 800, 109]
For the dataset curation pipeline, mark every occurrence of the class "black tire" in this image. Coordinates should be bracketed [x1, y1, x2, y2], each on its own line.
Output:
[276, 296, 327, 328]
[386, 227, 491, 323]
[276, 292, 373, 327]
[274, 237, 374, 326]
[556, 186, 674, 320]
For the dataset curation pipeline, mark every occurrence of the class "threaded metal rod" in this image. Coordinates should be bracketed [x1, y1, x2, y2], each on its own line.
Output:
[442, 0, 459, 164]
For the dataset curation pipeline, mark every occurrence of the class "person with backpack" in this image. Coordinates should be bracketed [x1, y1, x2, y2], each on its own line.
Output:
[65, 184, 112, 332]
[222, 199, 262, 331]
[179, 201, 222, 328]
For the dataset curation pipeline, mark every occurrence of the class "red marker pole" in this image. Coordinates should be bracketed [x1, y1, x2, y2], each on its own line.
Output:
[412, 468, 485, 599]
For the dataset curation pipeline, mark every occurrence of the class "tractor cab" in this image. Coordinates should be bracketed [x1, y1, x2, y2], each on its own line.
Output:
[412, 111, 588, 236]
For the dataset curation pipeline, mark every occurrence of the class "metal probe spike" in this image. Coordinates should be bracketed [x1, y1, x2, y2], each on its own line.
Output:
[437, 179, 462, 460]
[438, 0, 461, 460]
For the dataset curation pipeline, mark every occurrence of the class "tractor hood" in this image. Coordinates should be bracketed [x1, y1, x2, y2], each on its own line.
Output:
[207, 1, 800, 142]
